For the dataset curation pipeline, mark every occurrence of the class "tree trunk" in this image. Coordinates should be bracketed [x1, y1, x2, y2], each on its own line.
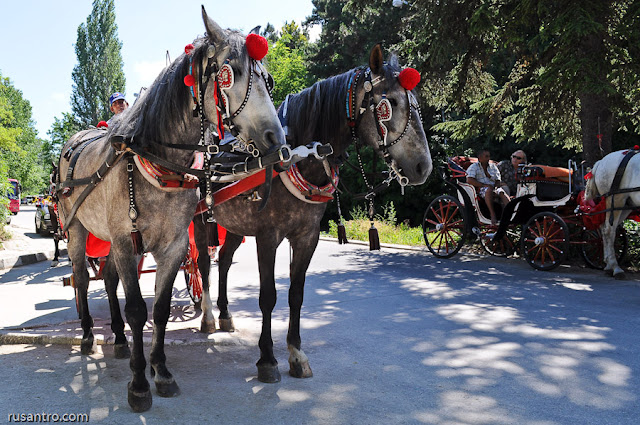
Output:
[579, 91, 613, 167]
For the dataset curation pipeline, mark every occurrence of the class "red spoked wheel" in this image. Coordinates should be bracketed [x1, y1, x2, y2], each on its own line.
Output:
[423, 195, 467, 258]
[183, 247, 203, 310]
[521, 212, 569, 271]
[480, 226, 519, 257]
[580, 226, 628, 270]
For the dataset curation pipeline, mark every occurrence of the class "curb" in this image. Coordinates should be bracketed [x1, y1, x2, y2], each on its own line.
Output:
[0, 248, 68, 271]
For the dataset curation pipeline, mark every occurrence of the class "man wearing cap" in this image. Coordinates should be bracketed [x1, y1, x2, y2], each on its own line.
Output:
[109, 92, 128, 115]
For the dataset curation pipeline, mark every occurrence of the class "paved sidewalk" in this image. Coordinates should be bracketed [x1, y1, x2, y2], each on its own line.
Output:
[0, 215, 67, 270]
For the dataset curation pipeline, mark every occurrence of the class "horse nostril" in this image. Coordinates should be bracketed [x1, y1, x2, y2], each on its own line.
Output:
[416, 160, 432, 178]
[264, 129, 278, 147]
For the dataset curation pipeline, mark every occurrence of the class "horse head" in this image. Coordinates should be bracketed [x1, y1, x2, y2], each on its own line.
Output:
[199, 7, 285, 154]
[355, 44, 432, 185]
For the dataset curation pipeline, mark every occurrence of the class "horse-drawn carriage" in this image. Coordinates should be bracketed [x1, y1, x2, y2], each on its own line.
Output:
[423, 154, 637, 271]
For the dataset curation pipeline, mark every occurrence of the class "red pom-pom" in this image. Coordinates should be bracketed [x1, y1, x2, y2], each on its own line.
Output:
[185, 43, 195, 55]
[634, 145, 639, 150]
[184, 74, 195, 87]
[246, 33, 268, 60]
[584, 171, 593, 180]
[398, 67, 420, 91]
[97, 121, 108, 128]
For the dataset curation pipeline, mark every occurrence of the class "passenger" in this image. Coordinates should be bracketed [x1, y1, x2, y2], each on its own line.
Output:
[497, 149, 527, 196]
[466, 149, 510, 226]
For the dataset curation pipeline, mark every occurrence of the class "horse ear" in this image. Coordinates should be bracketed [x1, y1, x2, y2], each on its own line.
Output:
[369, 43, 384, 75]
[202, 6, 225, 45]
[249, 25, 261, 35]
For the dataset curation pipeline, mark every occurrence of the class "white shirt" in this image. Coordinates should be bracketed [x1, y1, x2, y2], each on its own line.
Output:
[467, 161, 501, 186]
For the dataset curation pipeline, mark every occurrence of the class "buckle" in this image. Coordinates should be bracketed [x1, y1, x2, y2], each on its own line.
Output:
[207, 145, 220, 155]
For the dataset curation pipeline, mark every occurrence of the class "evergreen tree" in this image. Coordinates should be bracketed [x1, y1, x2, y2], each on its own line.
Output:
[71, 0, 125, 127]
[391, 0, 640, 165]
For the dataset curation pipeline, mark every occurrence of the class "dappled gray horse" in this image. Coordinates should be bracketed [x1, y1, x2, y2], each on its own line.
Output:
[56, 7, 285, 412]
[585, 148, 640, 278]
[193, 44, 432, 383]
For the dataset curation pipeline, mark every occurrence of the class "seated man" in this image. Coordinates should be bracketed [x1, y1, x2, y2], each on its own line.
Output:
[497, 149, 527, 196]
[466, 149, 510, 225]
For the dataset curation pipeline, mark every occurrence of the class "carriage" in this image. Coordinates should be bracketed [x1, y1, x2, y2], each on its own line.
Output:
[423, 155, 636, 271]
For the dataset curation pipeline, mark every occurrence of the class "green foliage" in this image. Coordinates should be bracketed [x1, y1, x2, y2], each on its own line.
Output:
[624, 219, 640, 271]
[308, 0, 410, 80]
[394, 0, 640, 164]
[0, 72, 49, 204]
[326, 218, 425, 246]
[264, 21, 310, 107]
[46, 113, 80, 166]
[71, 0, 125, 127]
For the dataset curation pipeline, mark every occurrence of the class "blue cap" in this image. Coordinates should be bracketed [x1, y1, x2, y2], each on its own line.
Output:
[109, 92, 126, 106]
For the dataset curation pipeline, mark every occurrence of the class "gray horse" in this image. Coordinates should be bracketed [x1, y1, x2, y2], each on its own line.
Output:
[56, 7, 285, 412]
[194, 44, 433, 383]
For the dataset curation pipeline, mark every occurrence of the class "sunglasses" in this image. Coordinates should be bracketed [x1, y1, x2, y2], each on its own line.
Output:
[512, 155, 524, 160]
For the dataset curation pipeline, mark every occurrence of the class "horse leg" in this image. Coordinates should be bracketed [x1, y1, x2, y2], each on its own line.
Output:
[602, 196, 630, 279]
[50, 205, 60, 267]
[111, 245, 152, 412]
[193, 216, 216, 333]
[217, 232, 244, 332]
[286, 232, 318, 379]
[67, 225, 95, 355]
[149, 248, 185, 398]
[51, 233, 60, 267]
[255, 235, 281, 383]
[103, 256, 129, 359]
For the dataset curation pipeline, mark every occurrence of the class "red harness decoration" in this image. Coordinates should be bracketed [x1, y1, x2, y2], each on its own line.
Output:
[284, 163, 339, 203]
[136, 156, 199, 189]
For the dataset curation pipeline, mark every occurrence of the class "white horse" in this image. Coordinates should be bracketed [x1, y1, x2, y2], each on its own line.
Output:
[584, 148, 640, 278]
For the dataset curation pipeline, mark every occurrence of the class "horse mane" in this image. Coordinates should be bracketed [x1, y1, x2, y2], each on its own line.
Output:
[282, 71, 352, 148]
[283, 60, 403, 150]
[109, 31, 249, 148]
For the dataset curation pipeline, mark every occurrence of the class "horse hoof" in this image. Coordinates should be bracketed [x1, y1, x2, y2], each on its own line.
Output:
[113, 343, 131, 359]
[218, 317, 235, 332]
[257, 364, 281, 383]
[80, 339, 95, 355]
[289, 360, 313, 379]
[200, 319, 216, 334]
[51, 261, 59, 267]
[128, 383, 152, 412]
[614, 272, 626, 280]
[155, 380, 181, 398]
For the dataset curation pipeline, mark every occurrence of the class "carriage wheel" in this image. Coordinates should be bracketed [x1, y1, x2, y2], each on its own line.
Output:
[521, 212, 569, 271]
[480, 226, 519, 257]
[580, 226, 628, 270]
[423, 195, 467, 258]
[183, 254, 203, 310]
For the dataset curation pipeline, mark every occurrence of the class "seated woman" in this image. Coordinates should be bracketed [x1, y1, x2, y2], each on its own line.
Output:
[466, 149, 510, 225]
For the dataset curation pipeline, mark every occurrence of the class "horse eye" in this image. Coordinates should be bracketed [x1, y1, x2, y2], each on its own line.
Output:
[389, 98, 398, 107]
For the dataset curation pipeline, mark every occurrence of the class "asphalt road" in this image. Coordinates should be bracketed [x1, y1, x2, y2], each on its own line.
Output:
[1, 227, 639, 424]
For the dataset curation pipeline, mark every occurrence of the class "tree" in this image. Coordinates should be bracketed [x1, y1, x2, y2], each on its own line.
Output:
[307, 0, 410, 80]
[0, 72, 48, 193]
[71, 0, 125, 127]
[391, 0, 640, 165]
[45, 112, 80, 168]
[264, 22, 311, 107]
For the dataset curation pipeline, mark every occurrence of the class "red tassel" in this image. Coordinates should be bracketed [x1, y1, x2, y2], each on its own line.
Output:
[337, 221, 348, 244]
[369, 223, 380, 251]
[131, 229, 143, 255]
[206, 218, 219, 247]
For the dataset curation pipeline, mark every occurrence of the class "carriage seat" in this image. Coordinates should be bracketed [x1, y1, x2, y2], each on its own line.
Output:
[518, 164, 572, 201]
[518, 164, 572, 183]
